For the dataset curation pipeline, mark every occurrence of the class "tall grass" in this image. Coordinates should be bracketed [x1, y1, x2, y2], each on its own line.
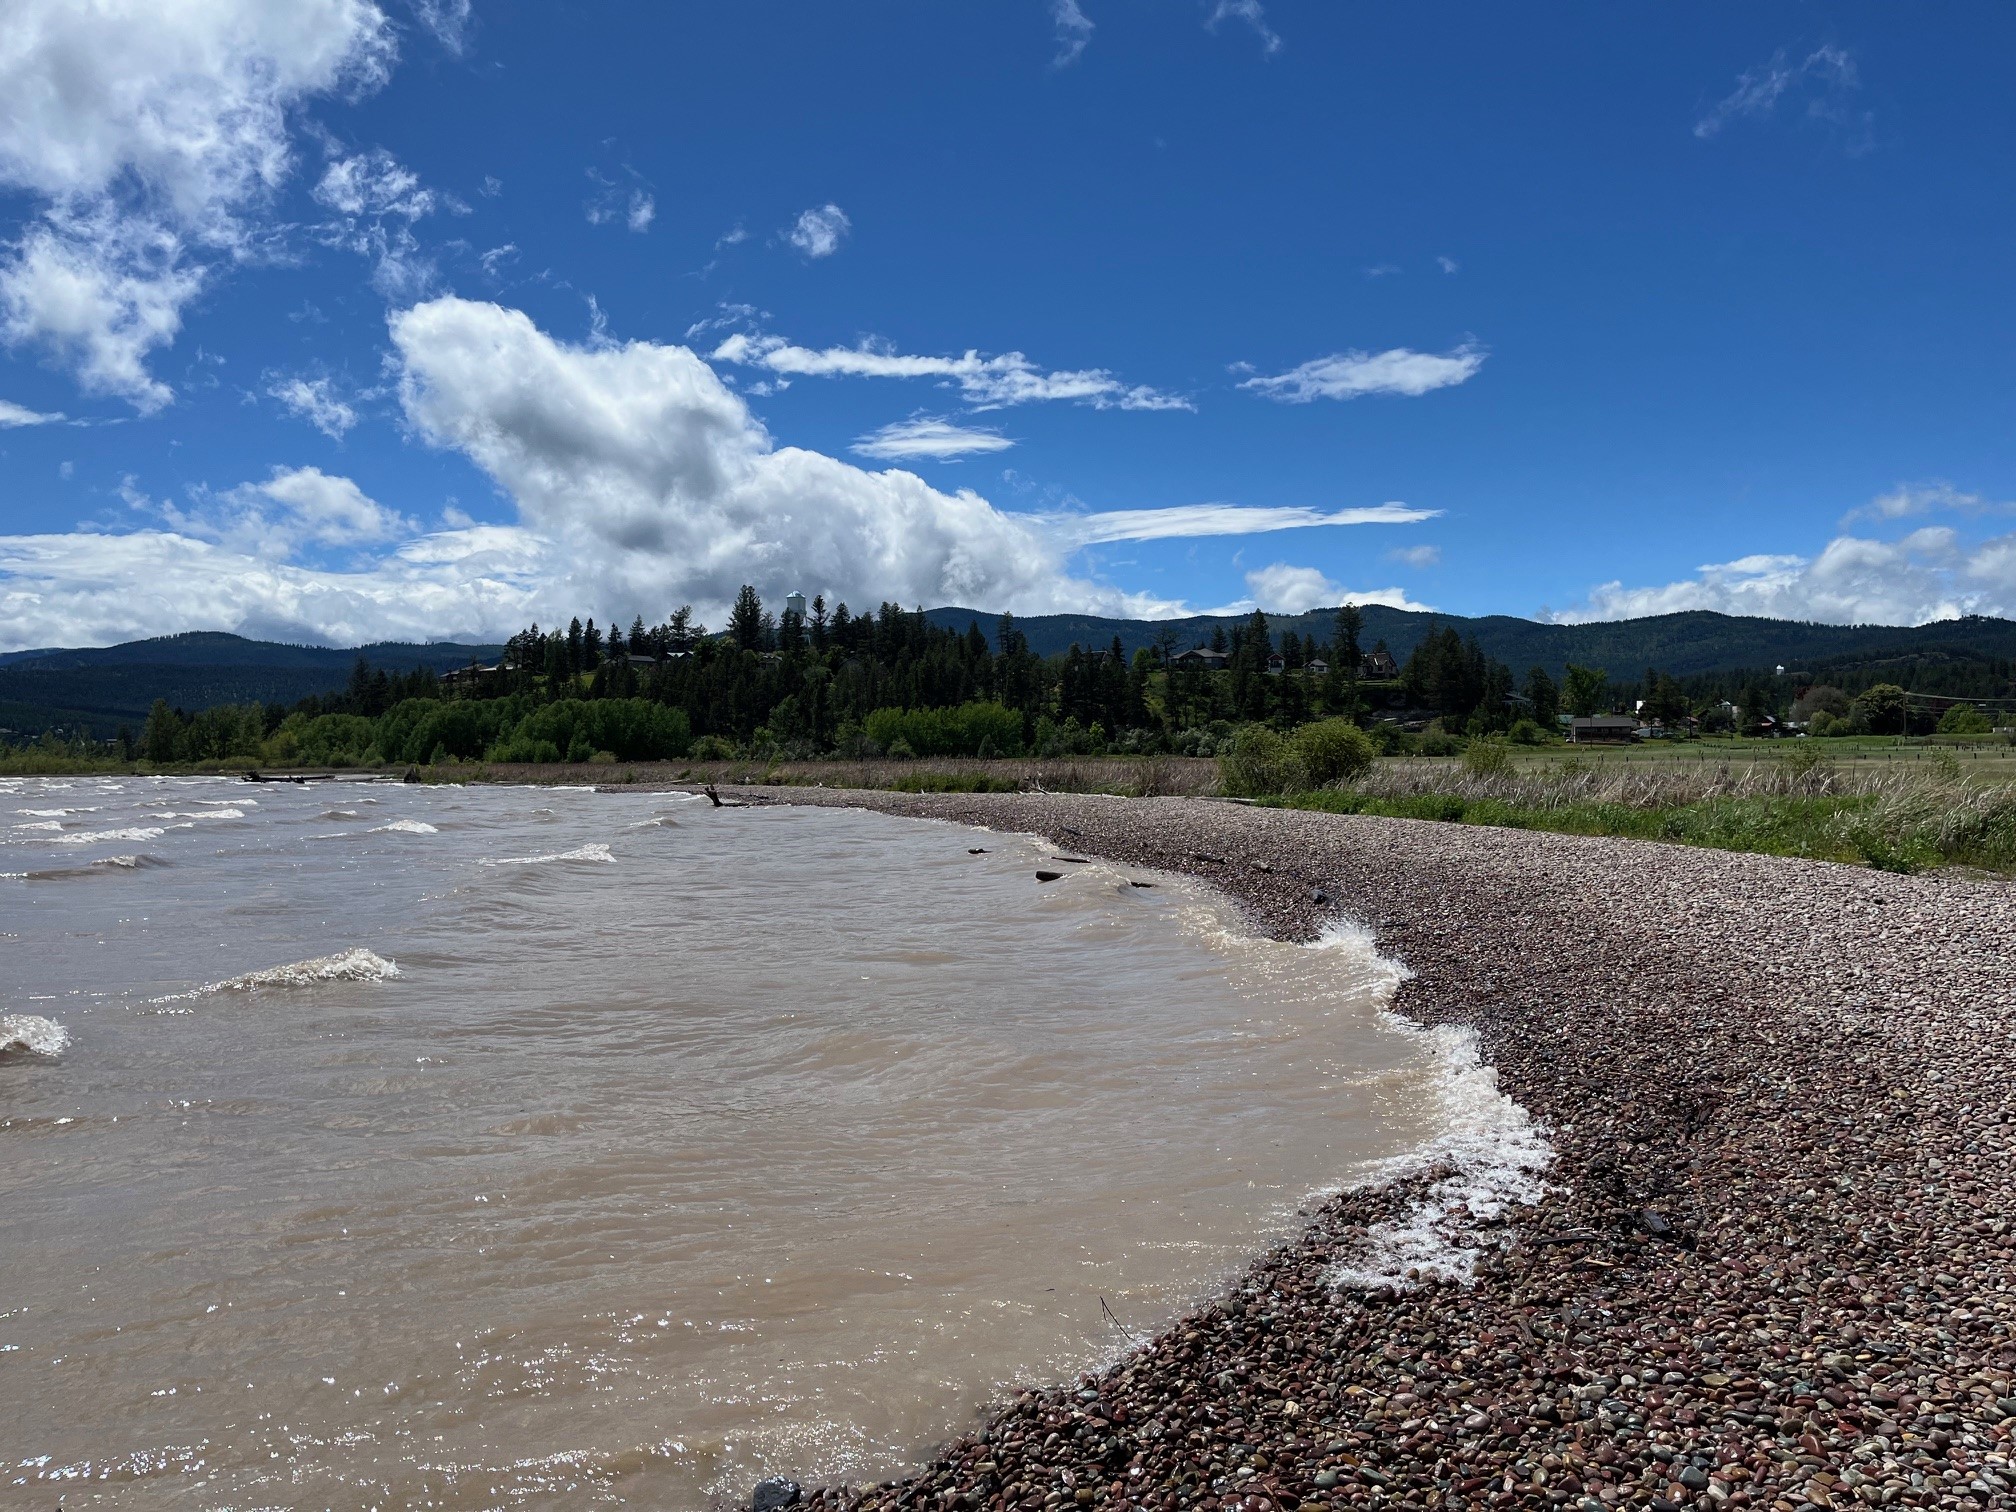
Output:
[483, 755, 1223, 798]
[1276, 757, 2016, 874]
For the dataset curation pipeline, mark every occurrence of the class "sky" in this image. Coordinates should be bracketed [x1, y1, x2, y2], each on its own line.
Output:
[1, 1, 2014, 650]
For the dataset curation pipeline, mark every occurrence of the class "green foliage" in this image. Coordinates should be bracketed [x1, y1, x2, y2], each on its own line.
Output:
[687, 734, 739, 761]
[1218, 724, 1308, 797]
[1508, 718, 1550, 746]
[1852, 683, 1909, 736]
[1562, 663, 1609, 718]
[1938, 702, 1992, 734]
[1461, 736, 1514, 777]
[1289, 718, 1375, 786]
[862, 701, 1024, 758]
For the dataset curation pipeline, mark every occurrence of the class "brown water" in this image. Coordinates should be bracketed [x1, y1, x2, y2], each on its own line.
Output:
[1, 777, 1467, 1508]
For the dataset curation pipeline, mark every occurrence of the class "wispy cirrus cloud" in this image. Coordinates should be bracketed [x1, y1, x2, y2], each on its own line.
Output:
[1694, 44, 1868, 146]
[1207, 0, 1281, 56]
[852, 416, 1014, 461]
[1050, 0, 1094, 66]
[711, 330, 1191, 411]
[1049, 501, 1436, 548]
[0, 398, 66, 428]
[1238, 343, 1486, 403]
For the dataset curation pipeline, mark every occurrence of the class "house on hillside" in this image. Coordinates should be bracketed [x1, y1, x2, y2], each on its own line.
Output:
[439, 662, 504, 688]
[1567, 715, 1640, 745]
[1361, 649, 1399, 679]
[1305, 657, 1330, 676]
[1265, 653, 1285, 676]
[1173, 647, 1229, 670]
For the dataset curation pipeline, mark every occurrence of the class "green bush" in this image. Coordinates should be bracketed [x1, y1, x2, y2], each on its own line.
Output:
[863, 701, 1025, 758]
[687, 734, 738, 761]
[1218, 724, 1308, 797]
[1461, 737, 1513, 777]
[1508, 718, 1550, 746]
[1290, 718, 1375, 787]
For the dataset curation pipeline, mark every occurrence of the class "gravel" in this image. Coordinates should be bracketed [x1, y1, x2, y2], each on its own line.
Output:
[656, 786, 2016, 1511]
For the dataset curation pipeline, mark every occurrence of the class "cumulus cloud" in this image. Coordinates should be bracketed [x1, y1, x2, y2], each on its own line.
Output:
[1694, 44, 1865, 143]
[1234, 563, 1431, 616]
[1052, 0, 1095, 66]
[0, 299, 1444, 647]
[1052, 501, 1436, 548]
[267, 376, 359, 437]
[787, 203, 851, 258]
[852, 416, 1014, 461]
[1239, 343, 1486, 403]
[712, 329, 1190, 411]
[1207, 0, 1282, 55]
[0, 398, 65, 427]
[0, 0, 398, 410]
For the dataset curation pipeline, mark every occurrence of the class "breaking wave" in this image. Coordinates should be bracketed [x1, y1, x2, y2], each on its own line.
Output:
[149, 948, 401, 1004]
[4, 855, 168, 882]
[0, 1013, 70, 1056]
[478, 843, 615, 866]
[373, 819, 439, 835]
[1315, 921, 1554, 1292]
[51, 825, 190, 846]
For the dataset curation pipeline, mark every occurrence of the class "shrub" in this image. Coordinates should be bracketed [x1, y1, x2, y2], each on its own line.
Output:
[1291, 719, 1376, 787]
[863, 701, 1025, 758]
[1461, 737, 1513, 777]
[1218, 724, 1308, 797]
[1939, 703, 1992, 734]
[687, 734, 738, 761]
[1508, 718, 1550, 746]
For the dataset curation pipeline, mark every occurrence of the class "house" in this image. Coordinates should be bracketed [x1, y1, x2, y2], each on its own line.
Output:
[1361, 649, 1399, 679]
[1265, 653, 1285, 676]
[624, 654, 658, 669]
[438, 662, 503, 688]
[1567, 715, 1640, 745]
[1305, 658, 1330, 676]
[1172, 646, 1229, 669]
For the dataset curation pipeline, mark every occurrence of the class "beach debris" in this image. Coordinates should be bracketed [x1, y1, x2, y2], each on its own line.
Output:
[967, 847, 988, 854]
[751, 1476, 801, 1512]
[1049, 855, 1092, 864]
[1034, 870, 1063, 883]
[1310, 887, 1330, 904]
[1128, 880, 1155, 888]
[1250, 860, 1274, 873]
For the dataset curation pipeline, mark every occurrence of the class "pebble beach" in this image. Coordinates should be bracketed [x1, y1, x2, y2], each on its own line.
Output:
[684, 788, 2016, 1512]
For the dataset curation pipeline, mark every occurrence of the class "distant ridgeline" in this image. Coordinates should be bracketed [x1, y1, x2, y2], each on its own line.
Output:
[7, 597, 2016, 757]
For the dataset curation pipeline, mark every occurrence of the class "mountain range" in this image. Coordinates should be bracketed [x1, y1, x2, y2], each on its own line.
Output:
[7, 609, 2016, 739]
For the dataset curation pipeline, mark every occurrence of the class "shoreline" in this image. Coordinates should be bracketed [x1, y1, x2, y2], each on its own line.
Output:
[643, 786, 2015, 1512]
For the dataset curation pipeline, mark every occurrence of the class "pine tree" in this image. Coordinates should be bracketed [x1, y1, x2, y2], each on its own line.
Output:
[729, 586, 765, 651]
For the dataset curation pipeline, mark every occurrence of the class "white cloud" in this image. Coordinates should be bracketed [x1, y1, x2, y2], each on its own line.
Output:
[1240, 343, 1486, 403]
[1206, 0, 1281, 56]
[786, 203, 850, 258]
[1052, 501, 1436, 548]
[1388, 543, 1442, 568]
[0, 398, 64, 427]
[1844, 481, 2007, 525]
[712, 329, 1191, 411]
[268, 376, 358, 438]
[1051, 0, 1094, 66]
[308, 145, 442, 297]
[852, 416, 1014, 461]
[478, 242, 517, 278]
[626, 191, 655, 233]
[1694, 44, 1864, 142]
[410, 0, 473, 53]
[1436, 255, 1459, 274]
[0, 0, 398, 409]
[0, 299, 1449, 647]
[1236, 563, 1431, 616]
[313, 148, 434, 219]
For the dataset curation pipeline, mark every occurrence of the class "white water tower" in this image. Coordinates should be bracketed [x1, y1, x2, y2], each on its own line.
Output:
[785, 590, 808, 620]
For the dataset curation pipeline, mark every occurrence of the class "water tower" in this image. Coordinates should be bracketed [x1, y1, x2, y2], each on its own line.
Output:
[785, 590, 808, 620]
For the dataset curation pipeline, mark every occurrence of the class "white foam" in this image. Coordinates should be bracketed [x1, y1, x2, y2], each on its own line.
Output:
[373, 819, 439, 834]
[149, 948, 401, 1004]
[18, 807, 95, 817]
[155, 808, 246, 821]
[1307, 923, 1554, 1293]
[14, 820, 64, 831]
[51, 825, 187, 846]
[477, 843, 615, 866]
[0, 1013, 70, 1056]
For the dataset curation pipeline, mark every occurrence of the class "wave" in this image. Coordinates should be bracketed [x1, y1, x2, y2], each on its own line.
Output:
[13, 820, 64, 831]
[4, 854, 168, 882]
[477, 843, 615, 866]
[16, 807, 98, 817]
[149, 948, 401, 1004]
[0, 1013, 70, 1056]
[627, 814, 683, 829]
[319, 808, 360, 820]
[50, 825, 191, 846]
[372, 819, 438, 834]
[1314, 921, 1553, 1292]
[154, 808, 246, 821]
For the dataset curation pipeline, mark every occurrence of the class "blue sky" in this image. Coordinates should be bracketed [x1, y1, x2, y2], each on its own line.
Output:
[1, 1, 2013, 649]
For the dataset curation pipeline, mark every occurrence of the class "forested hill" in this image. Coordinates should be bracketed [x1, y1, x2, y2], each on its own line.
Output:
[923, 606, 2016, 678]
[0, 632, 502, 738]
